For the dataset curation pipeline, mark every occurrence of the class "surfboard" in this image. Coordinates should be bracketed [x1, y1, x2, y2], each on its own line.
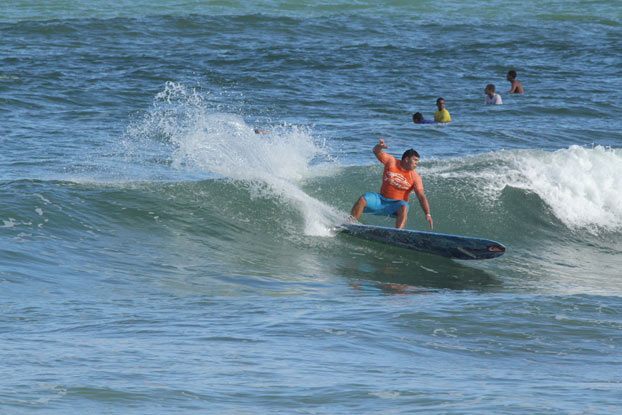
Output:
[338, 223, 505, 260]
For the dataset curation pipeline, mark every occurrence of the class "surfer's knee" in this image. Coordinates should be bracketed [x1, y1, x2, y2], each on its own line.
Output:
[351, 195, 367, 219]
[352, 195, 367, 210]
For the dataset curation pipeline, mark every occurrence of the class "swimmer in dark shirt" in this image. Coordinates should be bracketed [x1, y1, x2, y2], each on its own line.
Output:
[413, 112, 435, 124]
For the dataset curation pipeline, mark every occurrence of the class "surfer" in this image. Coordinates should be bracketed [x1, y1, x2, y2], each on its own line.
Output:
[349, 139, 433, 230]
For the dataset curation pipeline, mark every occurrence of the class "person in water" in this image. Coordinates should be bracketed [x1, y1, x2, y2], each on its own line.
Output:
[349, 138, 433, 230]
[507, 70, 524, 94]
[412, 112, 435, 124]
[485, 84, 503, 104]
[434, 97, 451, 123]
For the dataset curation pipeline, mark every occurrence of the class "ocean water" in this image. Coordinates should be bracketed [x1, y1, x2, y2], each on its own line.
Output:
[1, 1, 621, 413]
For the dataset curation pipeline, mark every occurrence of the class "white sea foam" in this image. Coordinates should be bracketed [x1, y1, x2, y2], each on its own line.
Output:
[428, 145, 622, 232]
[145, 82, 345, 236]
[509, 145, 622, 232]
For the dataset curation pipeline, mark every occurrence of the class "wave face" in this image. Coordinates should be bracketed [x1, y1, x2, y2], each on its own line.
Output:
[3, 119, 621, 297]
[3, 80, 621, 295]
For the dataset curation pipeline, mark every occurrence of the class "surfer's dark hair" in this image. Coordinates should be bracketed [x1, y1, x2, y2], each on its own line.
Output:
[402, 149, 420, 160]
[508, 70, 517, 78]
[412, 112, 423, 123]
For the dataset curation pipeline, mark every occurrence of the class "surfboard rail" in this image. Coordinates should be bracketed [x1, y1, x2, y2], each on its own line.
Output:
[338, 223, 506, 260]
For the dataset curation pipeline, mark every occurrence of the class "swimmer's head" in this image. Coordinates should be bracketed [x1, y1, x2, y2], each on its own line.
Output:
[507, 70, 517, 80]
[436, 97, 445, 110]
[412, 112, 423, 124]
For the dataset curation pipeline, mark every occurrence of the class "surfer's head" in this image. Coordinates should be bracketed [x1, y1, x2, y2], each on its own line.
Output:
[436, 97, 445, 110]
[507, 70, 517, 81]
[413, 112, 424, 124]
[401, 149, 420, 170]
[402, 148, 420, 160]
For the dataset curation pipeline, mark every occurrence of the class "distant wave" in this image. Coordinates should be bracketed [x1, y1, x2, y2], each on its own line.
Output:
[3, 1, 621, 23]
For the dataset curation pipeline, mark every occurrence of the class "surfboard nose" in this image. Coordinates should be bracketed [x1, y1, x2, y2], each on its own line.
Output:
[487, 244, 506, 253]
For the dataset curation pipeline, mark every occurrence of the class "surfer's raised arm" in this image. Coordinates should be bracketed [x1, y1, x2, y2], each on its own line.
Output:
[373, 138, 388, 157]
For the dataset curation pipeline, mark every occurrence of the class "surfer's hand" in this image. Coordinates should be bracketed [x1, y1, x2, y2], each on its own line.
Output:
[379, 138, 388, 148]
[426, 214, 433, 230]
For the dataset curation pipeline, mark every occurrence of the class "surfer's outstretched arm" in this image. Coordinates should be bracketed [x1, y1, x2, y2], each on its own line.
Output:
[373, 138, 388, 157]
[414, 189, 433, 230]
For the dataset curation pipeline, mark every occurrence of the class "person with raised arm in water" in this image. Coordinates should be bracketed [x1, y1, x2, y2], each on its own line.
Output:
[349, 139, 433, 230]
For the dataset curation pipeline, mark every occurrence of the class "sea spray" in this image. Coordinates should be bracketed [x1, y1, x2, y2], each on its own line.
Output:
[517, 146, 622, 231]
[426, 146, 622, 233]
[129, 82, 345, 235]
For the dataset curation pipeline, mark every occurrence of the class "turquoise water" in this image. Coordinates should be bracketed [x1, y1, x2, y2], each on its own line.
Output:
[1, 1, 621, 413]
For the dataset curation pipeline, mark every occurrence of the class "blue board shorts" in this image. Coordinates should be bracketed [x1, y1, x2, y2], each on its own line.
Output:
[363, 192, 408, 217]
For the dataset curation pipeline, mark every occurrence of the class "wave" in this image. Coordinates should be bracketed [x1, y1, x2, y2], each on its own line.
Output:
[422, 146, 622, 234]
[117, 82, 622, 242]
[3, 146, 620, 247]
[3, 79, 621, 293]
[122, 81, 346, 236]
[7, 77, 620, 244]
[3, 142, 621, 293]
